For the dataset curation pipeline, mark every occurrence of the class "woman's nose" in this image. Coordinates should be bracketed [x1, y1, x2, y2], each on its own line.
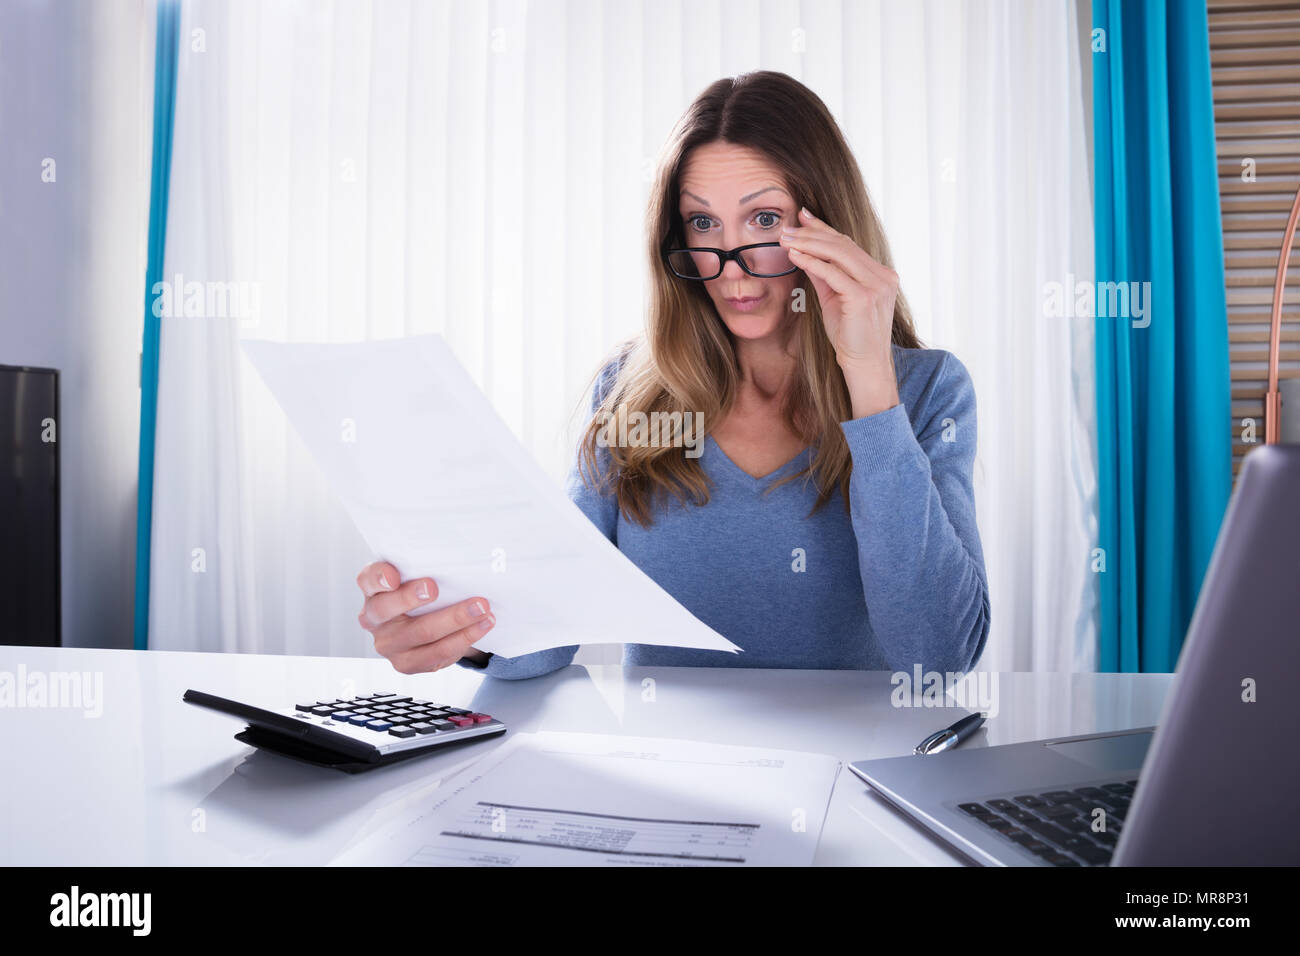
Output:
[719, 256, 747, 280]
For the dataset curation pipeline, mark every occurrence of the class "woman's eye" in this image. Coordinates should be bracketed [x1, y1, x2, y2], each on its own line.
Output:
[754, 211, 781, 229]
[688, 215, 713, 232]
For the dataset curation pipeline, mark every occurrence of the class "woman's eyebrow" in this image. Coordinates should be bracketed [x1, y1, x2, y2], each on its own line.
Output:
[679, 185, 790, 209]
[740, 186, 789, 204]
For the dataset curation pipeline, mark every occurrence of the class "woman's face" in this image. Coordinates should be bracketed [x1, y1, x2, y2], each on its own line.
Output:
[676, 141, 802, 344]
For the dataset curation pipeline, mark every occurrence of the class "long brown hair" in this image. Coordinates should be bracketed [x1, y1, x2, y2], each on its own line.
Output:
[579, 70, 921, 527]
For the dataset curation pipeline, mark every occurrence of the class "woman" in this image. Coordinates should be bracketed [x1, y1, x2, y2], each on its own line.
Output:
[356, 71, 989, 679]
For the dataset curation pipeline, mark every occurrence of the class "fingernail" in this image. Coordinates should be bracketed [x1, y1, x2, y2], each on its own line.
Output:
[801, 206, 814, 219]
[469, 600, 486, 618]
[477, 613, 495, 632]
[379, 573, 391, 590]
[417, 581, 430, 601]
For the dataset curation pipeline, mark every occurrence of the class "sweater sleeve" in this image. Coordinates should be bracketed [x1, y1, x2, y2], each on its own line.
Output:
[455, 354, 623, 679]
[839, 350, 990, 674]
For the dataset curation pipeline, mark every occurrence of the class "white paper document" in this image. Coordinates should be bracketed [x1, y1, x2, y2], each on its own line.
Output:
[330, 732, 842, 866]
[240, 335, 741, 658]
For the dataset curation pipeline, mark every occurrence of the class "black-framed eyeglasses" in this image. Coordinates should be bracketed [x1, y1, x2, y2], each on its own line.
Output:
[661, 242, 797, 280]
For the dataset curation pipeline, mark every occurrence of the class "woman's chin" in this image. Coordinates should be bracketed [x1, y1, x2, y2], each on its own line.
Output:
[719, 310, 785, 340]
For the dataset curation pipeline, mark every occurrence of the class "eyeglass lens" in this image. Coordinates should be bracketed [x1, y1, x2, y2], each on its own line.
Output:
[666, 244, 793, 279]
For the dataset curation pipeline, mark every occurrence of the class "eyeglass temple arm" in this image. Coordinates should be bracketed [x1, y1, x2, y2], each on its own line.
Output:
[1265, 182, 1300, 445]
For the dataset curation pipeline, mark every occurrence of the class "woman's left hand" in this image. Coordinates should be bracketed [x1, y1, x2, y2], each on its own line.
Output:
[780, 206, 901, 417]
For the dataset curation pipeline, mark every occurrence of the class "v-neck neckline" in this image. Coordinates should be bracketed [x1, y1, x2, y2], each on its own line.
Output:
[705, 435, 810, 487]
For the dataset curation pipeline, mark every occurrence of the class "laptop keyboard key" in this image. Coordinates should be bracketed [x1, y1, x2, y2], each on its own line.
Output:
[1022, 839, 1057, 856]
[1054, 815, 1092, 832]
[1042, 790, 1081, 805]
[1072, 843, 1112, 865]
[1025, 820, 1074, 844]
[1041, 805, 1079, 819]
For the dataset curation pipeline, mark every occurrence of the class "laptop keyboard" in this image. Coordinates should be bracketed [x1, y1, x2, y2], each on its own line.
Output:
[957, 781, 1138, 866]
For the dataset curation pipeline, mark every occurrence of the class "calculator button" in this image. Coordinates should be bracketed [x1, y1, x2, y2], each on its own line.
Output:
[470, 714, 493, 724]
[387, 727, 417, 738]
[296, 703, 319, 712]
[347, 714, 374, 725]
[365, 720, 393, 731]
[430, 719, 455, 731]
[330, 711, 356, 721]
[447, 715, 475, 728]
[311, 706, 339, 716]
[410, 723, 440, 735]
[444, 707, 473, 716]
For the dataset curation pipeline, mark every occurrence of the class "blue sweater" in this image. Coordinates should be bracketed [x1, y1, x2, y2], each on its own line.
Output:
[459, 344, 990, 679]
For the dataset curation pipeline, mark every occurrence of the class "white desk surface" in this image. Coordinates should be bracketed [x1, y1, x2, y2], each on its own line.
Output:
[0, 646, 1173, 866]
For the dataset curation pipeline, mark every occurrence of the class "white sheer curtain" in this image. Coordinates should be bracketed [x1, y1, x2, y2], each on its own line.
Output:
[149, 0, 1096, 672]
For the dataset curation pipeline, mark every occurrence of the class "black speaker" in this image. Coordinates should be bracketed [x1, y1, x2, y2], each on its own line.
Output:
[0, 364, 61, 646]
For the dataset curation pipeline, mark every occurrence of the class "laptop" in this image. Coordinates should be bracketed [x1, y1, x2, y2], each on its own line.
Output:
[849, 444, 1300, 866]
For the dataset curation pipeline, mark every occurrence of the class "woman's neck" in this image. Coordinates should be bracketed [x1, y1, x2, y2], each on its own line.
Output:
[733, 334, 798, 402]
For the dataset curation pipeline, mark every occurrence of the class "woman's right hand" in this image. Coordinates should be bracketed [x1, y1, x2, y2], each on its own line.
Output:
[356, 561, 495, 673]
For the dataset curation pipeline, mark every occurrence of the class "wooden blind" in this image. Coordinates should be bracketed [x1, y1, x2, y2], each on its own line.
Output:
[1208, 0, 1300, 478]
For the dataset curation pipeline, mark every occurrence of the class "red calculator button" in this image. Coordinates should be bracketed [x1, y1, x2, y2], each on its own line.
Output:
[470, 713, 493, 724]
[448, 715, 475, 728]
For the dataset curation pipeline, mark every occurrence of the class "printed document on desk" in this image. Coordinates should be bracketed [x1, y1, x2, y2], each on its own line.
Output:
[329, 731, 842, 866]
[241, 335, 741, 658]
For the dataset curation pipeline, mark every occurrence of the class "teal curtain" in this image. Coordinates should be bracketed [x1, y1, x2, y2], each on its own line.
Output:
[1093, 0, 1232, 672]
[132, 0, 181, 650]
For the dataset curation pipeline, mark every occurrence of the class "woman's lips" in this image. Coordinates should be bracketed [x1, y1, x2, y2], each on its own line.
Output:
[723, 292, 767, 313]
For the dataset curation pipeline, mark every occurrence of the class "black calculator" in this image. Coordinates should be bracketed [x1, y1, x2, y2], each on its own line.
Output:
[183, 689, 507, 773]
